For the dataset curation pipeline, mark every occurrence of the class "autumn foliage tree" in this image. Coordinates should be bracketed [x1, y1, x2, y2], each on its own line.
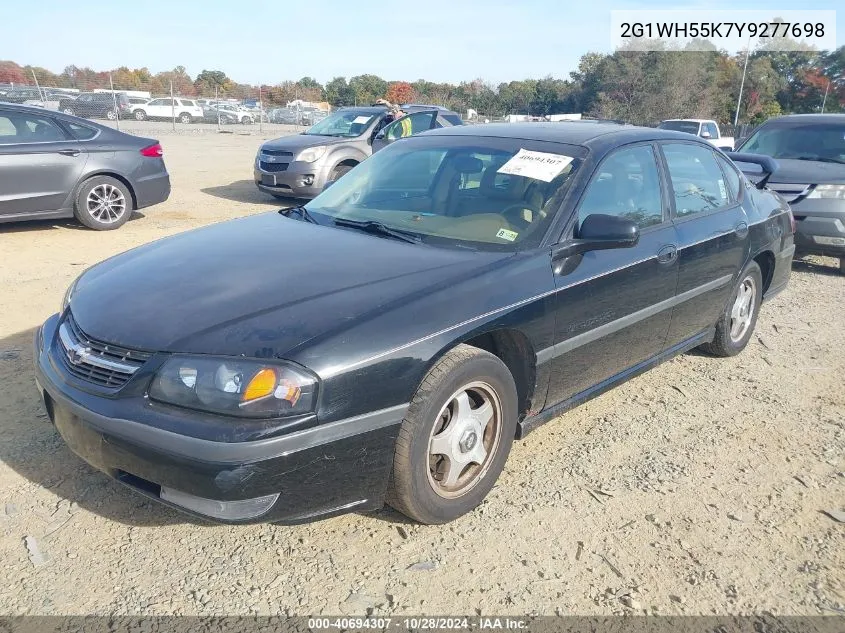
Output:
[385, 81, 416, 105]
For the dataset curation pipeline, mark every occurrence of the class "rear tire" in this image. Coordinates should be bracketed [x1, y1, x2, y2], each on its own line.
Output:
[700, 261, 762, 357]
[134, 109, 147, 121]
[73, 176, 133, 231]
[62, 108, 75, 116]
[386, 344, 518, 524]
[105, 110, 117, 121]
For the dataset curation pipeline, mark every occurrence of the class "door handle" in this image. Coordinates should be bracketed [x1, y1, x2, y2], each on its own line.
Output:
[734, 221, 749, 238]
[58, 149, 80, 156]
[656, 244, 678, 265]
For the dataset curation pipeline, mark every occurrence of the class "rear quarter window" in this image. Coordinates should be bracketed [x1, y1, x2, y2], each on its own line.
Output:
[65, 121, 99, 141]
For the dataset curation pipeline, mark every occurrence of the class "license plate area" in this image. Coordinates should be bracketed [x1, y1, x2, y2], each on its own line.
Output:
[261, 174, 275, 186]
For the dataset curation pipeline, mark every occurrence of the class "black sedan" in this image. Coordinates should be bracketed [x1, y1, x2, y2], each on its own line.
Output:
[0, 103, 170, 230]
[35, 123, 795, 525]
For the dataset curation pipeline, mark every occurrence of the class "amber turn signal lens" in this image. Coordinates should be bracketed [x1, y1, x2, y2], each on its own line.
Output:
[243, 368, 277, 402]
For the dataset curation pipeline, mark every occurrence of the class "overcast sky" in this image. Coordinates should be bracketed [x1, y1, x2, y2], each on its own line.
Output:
[4, 0, 842, 84]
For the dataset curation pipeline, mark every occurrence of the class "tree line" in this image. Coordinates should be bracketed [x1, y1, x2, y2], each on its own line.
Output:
[1, 41, 842, 125]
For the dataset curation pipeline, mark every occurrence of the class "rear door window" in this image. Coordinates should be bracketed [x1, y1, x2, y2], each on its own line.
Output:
[661, 143, 733, 217]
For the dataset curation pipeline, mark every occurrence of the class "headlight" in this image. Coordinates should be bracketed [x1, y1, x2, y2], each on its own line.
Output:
[807, 184, 845, 200]
[149, 356, 318, 418]
[61, 276, 79, 313]
[296, 146, 327, 163]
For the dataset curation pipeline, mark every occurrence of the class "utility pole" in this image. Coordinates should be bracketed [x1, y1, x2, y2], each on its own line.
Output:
[821, 80, 831, 113]
[734, 37, 753, 128]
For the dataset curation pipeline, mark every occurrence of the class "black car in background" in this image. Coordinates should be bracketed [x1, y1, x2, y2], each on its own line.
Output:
[0, 87, 45, 104]
[736, 114, 845, 274]
[36, 123, 793, 526]
[0, 103, 170, 230]
[59, 92, 132, 121]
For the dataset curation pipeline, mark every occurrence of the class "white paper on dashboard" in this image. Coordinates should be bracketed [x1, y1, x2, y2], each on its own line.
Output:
[497, 149, 575, 182]
[352, 116, 371, 124]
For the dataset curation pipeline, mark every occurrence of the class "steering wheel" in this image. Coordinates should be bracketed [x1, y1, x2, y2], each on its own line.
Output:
[501, 203, 539, 231]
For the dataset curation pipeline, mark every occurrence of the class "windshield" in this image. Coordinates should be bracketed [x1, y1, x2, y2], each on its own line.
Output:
[305, 136, 583, 251]
[305, 110, 380, 137]
[740, 123, 845, 163]
[659, 121, 702, 135]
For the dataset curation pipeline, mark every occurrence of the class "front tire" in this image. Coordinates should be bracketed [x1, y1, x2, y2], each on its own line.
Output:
[62, 108, 75, 116]
[134, 109, 147, 121]
[241, 116, 252, 125]
[179, 112, 192, 124]
[73, 176, 132, 231]
[700, 261, 762, 357]
[329, 163, 355, 181]
[387, 344, 518, 524]
[106, 110, 117, 121]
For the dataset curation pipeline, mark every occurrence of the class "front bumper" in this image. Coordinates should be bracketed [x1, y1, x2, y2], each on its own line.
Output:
[791, 198, 845, 257]
[34, 315, 404, 524]
[254, 161, 325, 199]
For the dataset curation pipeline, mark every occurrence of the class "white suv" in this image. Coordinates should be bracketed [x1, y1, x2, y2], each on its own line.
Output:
[131, 98, 204, 124]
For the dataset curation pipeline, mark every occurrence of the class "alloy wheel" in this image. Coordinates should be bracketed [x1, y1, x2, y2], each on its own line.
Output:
[427, 381, 502, 499]
[86, 184, 127, 224]
[729, 276, 756, 342]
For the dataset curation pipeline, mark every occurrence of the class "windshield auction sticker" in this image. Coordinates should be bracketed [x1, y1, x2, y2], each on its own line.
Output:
[497, 149, 574, 182]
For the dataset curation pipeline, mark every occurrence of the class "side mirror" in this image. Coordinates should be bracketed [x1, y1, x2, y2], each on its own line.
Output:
[700, 131, 712, 139]
[717, 144, 734, 152]
[553, 214, 640, 260]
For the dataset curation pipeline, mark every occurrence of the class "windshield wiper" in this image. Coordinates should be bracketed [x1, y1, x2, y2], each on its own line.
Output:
[333, 218, 422, 244]
[791, 156, 845, 165]
[279, 205, 319, 223]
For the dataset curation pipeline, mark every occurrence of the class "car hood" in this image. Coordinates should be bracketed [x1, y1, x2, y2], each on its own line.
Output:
[767, 158, 845, 185]
[260, 134, 357, 152]
[69, 213, 507, 358]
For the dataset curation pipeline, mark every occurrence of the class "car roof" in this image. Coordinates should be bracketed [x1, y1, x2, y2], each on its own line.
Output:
[762, 113, 845, 125]
[338, 106, 387, 114]
[420, 122, 701, 148]
[661, 118, 710, 123]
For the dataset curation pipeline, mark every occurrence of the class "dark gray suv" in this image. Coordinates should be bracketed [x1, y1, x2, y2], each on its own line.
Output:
[0, 103, 170, 230]
[736, 114, 845, 274]
[255, 105, 462, 199]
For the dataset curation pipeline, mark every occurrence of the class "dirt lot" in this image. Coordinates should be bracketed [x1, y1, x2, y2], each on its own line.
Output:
[0, 132, 843, 617]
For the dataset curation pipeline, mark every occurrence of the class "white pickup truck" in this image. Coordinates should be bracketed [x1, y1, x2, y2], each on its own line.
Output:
[658, 119, 734, 150]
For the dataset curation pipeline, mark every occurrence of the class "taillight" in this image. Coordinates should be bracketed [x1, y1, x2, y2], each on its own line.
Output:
[140, 143, 163, 158]
[787, 207, 796, 234]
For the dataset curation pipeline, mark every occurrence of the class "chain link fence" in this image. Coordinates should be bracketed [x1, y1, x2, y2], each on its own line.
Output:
[1, 67, 767, 140]
[0, 69, 333, 135]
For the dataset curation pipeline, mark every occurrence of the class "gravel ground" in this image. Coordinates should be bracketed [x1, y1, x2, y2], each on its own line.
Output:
[0, 132, 843, 617]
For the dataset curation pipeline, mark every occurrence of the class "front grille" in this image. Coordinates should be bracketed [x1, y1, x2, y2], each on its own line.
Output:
[770, 183, 811, 203]
[260, 161, 289, 172]
[261, 149, 294, 157]
[57, 315, 152, 389]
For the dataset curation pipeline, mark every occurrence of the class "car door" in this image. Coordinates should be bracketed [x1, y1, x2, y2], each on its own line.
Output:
[146, 98, 170, 118]
[0, 109, 87, 216]
[372, 111, 437, 153]
[658, 142, 750, 349]
[543, 143, 680, 406]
